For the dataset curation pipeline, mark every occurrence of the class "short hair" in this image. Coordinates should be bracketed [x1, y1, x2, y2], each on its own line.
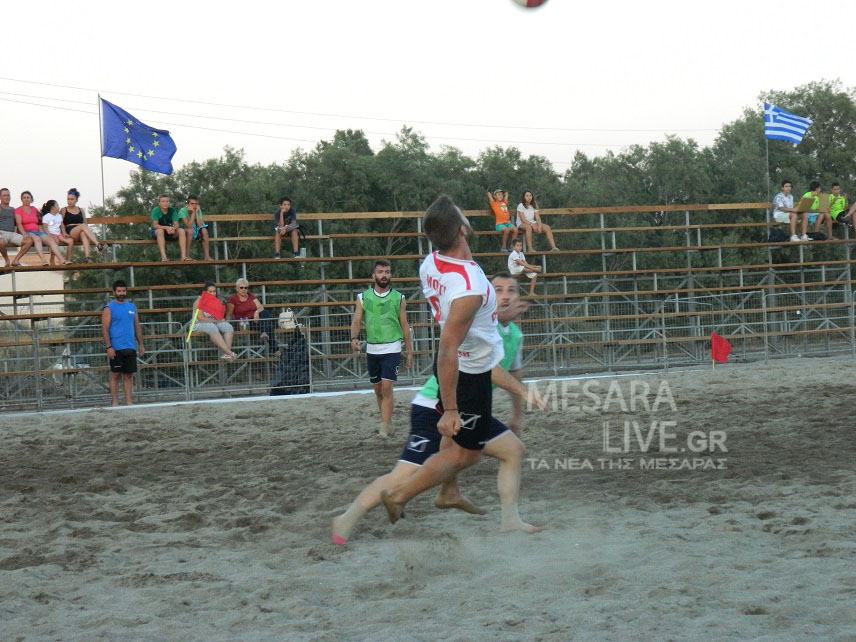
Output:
[809, 180, 821, 191]
[21, 190, 33, 199]
[0, 187, 9, 195]
[280, 196, 292, 205]
[424, 195, 465, 252]
[158, 194, 170, 201]
[112, 280, 127, 290]
[235, 277, 249, 288]
[67, 187, 80, 198]
[831, 182, 840, 188]
[781, 179, 792, 187]
[187, 194, 199, 202]
[202, 281, 216, 292]
[491, 271, 517, 281]
[512, 237, 524, 245]
[373, 259, 391, 272]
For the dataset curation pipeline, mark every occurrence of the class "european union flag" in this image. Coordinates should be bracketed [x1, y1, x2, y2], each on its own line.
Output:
[100, 98, 177, 175]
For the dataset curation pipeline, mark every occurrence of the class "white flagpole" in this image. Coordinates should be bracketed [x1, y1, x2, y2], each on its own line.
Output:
[763, 101, 772, 227]
[97, 93, 106, 209]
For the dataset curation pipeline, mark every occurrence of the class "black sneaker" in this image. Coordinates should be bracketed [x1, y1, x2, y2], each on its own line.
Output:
[274, 252, 281, 259]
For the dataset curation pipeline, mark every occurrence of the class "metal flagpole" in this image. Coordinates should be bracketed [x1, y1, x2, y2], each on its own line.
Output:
[97, 93, 106, 208]
[763, 101, 772, 226]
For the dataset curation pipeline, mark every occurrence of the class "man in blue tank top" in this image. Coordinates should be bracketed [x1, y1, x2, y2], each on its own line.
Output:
[100, 280, 145, 406]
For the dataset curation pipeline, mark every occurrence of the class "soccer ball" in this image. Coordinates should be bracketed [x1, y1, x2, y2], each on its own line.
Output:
[511, 0, 548, 7]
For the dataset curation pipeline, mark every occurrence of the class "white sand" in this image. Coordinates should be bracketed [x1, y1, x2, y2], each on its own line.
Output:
[1, 356, 855, 641]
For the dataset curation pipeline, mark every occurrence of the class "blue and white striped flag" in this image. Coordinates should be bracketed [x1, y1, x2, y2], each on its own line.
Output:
[764, 102, 812, 145]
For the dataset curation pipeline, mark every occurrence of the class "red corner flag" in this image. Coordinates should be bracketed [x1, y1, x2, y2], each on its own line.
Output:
[710, 331, 732, 364]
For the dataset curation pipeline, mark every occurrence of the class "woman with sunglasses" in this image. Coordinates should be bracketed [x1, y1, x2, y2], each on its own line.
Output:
[226, 278, 278, 353]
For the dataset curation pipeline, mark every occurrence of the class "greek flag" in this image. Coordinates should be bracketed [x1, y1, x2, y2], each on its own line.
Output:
[764, 102, 812, 145]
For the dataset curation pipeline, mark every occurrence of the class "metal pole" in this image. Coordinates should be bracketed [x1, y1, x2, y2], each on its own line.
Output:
[97, 94, 107, 209]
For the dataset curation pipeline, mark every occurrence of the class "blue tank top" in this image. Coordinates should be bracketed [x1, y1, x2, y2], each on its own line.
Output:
[106, 300, 138, 350]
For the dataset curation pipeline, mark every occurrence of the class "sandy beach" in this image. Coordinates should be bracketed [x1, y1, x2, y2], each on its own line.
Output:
[1, 356, 855, 641]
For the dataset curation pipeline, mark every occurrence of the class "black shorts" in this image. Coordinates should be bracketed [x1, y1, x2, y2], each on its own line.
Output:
[438, 369, 494, 451]
[109, 349, 137, 374]
[367, 351, 401, 384]
[400, 404, 509, 465]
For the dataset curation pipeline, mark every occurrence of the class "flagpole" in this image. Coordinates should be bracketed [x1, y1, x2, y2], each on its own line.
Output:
[97, 93, 106, 209]
[763, 100, 772, 225]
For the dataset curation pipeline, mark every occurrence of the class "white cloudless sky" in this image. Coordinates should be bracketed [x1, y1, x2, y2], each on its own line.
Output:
[1, 0, 854, 211]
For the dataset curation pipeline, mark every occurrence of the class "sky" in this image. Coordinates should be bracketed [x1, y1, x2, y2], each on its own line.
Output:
[1, 0, 854, 211]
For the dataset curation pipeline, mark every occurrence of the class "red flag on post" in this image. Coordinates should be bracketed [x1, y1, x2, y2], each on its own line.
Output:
[710, 331, 732, 364]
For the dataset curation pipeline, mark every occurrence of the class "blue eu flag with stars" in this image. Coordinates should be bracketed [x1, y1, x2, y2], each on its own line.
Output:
[100, 98, 177, 175]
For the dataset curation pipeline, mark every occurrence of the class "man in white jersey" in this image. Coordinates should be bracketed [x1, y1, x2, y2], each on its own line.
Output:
[381, 195, 508, 523]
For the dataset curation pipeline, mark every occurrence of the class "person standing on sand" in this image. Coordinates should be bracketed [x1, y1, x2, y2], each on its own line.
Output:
[379, 195, 535, 530]
[332, 272, 542, 545]
[101, 280, 145, 406]
[350, 260, 414, 437]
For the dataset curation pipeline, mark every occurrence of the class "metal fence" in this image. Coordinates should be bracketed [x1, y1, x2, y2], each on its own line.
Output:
[2, 278, 854, 411]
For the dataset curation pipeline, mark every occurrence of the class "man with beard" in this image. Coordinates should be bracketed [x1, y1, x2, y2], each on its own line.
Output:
[100, 280, 145, 406]
[350, 260, 414, 436]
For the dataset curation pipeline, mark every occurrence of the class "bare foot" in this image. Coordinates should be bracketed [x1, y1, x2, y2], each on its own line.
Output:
[380, 490, 404, 524]
[500, 520, 543, 534]
[330, 516, 348, 546]
[434, 495, 487, 515]
[378, 422, 393, 437]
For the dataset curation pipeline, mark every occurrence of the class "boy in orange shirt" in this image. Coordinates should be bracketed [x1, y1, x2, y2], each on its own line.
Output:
[487, 189, 517, 252]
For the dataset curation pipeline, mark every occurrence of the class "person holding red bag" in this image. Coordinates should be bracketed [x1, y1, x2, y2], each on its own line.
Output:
[191, 282, 236, 360]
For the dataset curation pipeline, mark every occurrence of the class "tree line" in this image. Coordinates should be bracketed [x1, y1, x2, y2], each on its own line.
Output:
[78, 80, 856, 292]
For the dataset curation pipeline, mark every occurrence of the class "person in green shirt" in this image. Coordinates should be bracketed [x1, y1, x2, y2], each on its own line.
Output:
[177, 195, 211, 261]
[350, 260, 414, 436]
[801, 180, 833, 240]
[149, 194, 188, 261]
[332, 272, 544, 545]
[827, 183, 849, 236]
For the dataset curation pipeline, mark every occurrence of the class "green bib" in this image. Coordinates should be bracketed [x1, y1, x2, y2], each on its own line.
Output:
[418, 321, 523, 400]
[362, 288, 404, 344]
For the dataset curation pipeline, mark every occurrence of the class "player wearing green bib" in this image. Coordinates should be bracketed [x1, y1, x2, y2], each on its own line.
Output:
[350, 260, 414, 436]
[332, 273, 542, 545]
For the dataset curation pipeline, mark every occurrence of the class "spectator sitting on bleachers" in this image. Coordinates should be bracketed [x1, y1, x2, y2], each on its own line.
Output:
[12, 191, 56, 265]
[828, 183, 848, 230]
[487, 189, 517, 252]
[0, 187, 33, 267]
[178, 194, 211, 261]
[62, 188, 104, 262]
[507, 237, 542, 296]
[192, 282, 236, 360]
[802, 181, 833, 240]
[226, 278, 278, 353]
[150, 195, 189, 261]
[771, 179, 806, 241]
[273, 196, 301, 259]
[517, 190, 559, 252]
[41, 200, 75, 265]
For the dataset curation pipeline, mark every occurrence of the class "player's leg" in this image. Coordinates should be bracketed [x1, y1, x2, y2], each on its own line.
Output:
[122, 372, 134, 405]
[483, 428, 542, 533]
[332, 462, 419, 544]
[108, 370, 120, 406]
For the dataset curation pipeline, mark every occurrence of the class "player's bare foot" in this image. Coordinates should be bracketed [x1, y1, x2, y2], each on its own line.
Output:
[380, 490, 404, 524]
[500, 520, 543, 534]
[434, 494, 487, 515]
[330, 516, 349, 546]
[378, 422, 393, 437]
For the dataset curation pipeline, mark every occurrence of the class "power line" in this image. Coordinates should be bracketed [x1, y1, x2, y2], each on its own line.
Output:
[0, 93, 630, 148]
[0, 75, 719, 134]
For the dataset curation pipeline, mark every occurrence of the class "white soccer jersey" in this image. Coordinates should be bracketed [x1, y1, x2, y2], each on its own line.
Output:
[419, 251, 503, 374]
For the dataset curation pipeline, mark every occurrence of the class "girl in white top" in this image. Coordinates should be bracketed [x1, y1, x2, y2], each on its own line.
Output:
[516, 190, 559, 252]
[40, 200, 74, 265]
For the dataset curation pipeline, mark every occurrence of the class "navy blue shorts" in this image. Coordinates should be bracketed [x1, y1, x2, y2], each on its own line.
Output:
[367, 351, 401, 384]
[400, 404, 508, 465]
